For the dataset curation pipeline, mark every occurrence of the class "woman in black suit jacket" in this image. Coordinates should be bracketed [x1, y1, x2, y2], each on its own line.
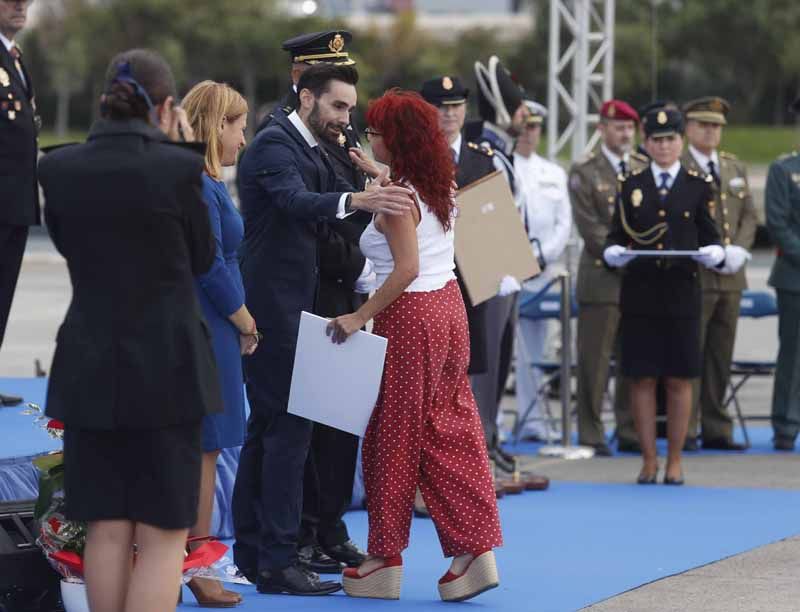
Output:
[38, 49, 222, 612]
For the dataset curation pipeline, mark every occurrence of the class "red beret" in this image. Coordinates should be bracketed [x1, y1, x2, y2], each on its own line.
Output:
[600, 100, 639, 123]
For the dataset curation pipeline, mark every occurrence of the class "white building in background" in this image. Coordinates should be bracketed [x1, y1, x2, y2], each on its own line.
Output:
[281, 0, 535, 41]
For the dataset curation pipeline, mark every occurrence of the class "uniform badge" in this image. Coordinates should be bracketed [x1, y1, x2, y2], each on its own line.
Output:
[0, 68, 9, 88]
[607, 104, 616, 117]
[8, 110, 15, 120]
[337, 132, 346, 147]
[729, 176, 746, 190]
[442, 76, 454, 90]
[631, 188, 643, 207]
[328, 34, 345, 54]
[657, 111, 667, 125]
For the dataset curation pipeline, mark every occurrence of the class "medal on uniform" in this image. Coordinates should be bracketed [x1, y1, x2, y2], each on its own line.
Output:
[13, 100, 21, 111]
[792, 173, 800, 184]
[337, 132, 346, 147]
[8, 110, 15, 120]
[631, 188, 643, 207]
[0, 68, 9, 88]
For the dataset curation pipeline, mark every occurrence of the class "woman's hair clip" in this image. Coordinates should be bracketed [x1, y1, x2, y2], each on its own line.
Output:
[110, 61, 155, 111]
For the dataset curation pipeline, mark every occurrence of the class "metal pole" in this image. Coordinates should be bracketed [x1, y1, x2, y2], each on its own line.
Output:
[547, 0, 560, 161]
[559, 272, 572, 447]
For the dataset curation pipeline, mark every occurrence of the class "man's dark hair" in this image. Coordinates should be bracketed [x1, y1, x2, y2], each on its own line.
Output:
[297, 63, 359, 99]
[101, 49, 177, 121]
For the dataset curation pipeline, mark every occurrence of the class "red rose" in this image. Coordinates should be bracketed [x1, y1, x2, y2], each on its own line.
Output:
[48, 517, 62, 533]
[47, 419, 65, 430]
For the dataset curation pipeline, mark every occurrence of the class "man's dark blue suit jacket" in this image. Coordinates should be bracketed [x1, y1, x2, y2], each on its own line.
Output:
[239, 110, 352, 415]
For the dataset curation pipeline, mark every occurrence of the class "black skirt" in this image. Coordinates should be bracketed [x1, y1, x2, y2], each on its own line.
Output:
[63, 422, 202, 529]
[620, 315, 701, 378]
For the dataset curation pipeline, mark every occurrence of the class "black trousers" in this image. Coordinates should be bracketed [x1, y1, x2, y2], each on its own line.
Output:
[231, 382, 313, 571]
[299, 423, 359, 549]
[0, 225, 28, 349]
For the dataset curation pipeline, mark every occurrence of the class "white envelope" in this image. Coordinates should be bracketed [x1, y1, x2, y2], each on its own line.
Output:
[287, 311, 388, 437]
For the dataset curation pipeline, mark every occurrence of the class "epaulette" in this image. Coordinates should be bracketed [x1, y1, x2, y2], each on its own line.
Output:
[630, 151, 649, 163]
[574, 150, 595, 165]
[282, 105, 294, 114]
[719, 150, 738, 160]
[777, 151, 798, 161]
[686, 168, 713, 182]
[630, 166, 647, 176]
[467, 141, 494, 157]
[40, 142, 80, 154]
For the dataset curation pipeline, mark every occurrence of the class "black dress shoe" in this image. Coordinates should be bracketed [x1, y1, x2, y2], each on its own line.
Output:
[237, 566, 258, 584]
[774, 436, 795, 451]
[494, 445, 517, 467]
[663, 474, 684, 486]
[0, 393, 23, 407]
[257, 563, 342, 595]
[585, 442, 612, 457]
[702, 438, 747, 451]
[321, 540, 366, 568]
[616, 439, 641, 453]
[683, 438, 699, 452]
[488, 447, 515, 474]
[298, 544, 345, 574]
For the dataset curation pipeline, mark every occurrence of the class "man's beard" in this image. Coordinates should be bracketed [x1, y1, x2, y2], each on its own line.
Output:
[308, 101, 343, 145]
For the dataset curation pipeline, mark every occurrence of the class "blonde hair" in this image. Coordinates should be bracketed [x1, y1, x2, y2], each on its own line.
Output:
[182, 81, 248, 179]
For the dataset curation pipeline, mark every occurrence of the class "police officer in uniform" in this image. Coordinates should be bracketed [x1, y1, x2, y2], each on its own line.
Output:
[260, 31, 370, 572]
[604, 107, 723, 484]
[766, 94, 800, 452]
[681, 97, 756, 451]
[0, 0, 39, 405]
[570, 100, 646, 455]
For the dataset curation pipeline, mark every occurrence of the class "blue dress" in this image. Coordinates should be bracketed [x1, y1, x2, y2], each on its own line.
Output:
[196, 174, 246, 451]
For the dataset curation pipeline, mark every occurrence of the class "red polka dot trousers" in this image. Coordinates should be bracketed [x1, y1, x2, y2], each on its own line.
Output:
[363, 280, 503, 558]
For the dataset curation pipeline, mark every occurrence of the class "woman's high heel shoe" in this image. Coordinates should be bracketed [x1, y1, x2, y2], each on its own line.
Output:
[438, 550, 499, 602]
[663, 473, 685, 485]
[186, 578, 242, 608]
[342, 555, 403, 600]
[636, 472, 658, 485]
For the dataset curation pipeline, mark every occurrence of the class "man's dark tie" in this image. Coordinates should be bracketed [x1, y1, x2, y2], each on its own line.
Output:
[619, 160, 627, 176]
[707, 160, 720, 186]
[658, 172, 671, 202]
[315, 145, 333, 187]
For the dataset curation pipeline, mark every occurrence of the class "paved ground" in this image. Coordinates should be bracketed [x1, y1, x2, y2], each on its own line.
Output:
[2, 236, 798, 612]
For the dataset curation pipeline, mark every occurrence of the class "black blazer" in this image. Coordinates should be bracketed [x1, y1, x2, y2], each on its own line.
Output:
[0, 44, 39, 226]
[38, 119, 222, 430]
[238, 109, 352, 416]
[606, 166, 720, 317]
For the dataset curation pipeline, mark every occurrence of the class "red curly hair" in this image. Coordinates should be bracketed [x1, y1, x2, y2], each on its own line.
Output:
[366, 89, 456, 231]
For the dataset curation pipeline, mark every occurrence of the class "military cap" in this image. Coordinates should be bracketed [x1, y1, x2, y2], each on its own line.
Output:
[642, 107, 684, 138]
[683, 96, 730, 125]
[420, 76, 469, 106]
[523, 100, 546, 125]
[600, 99, 639, 123]
[281, 30, 355, 66]
[474, 56, 524, 129]
[637, 99, 677, 118]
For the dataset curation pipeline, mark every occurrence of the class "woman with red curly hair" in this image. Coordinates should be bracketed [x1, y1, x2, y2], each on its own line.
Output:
[327, 89, 502, 602]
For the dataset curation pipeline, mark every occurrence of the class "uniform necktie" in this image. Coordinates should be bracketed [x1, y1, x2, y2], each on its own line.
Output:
[707, 160, 720, 186]
[658, 172, 671, 202]
[8, 45, 26, 89]
[619, 160, 627, 176]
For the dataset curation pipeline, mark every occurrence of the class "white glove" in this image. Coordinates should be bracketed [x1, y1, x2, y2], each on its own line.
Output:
[692, 244, 726, 269]
[716, 245, 751, 275]
[354, 258, 377, 294]
[603, 245, 636, 268]
[498, 275, 522, 296]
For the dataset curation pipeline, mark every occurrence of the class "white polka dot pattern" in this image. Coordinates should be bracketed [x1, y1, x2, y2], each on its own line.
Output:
[362, 280, 503, 558]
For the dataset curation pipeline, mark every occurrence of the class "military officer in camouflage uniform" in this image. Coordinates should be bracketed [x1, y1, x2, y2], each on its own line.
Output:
[681, 97, 757, 451]
[766, 95, 800, 452]
[570, 100, 647, 455]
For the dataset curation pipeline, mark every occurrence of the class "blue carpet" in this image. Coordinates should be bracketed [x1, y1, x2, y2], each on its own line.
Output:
[504, 424, 781, 457]
[0, 377, 59, 461]
[181, 482, 800, 612]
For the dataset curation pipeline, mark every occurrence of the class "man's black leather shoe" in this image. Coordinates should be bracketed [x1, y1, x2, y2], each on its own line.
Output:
[237, 566, 258, 584]
[774, 436, 795, 451]
[322, 540, 366, 568]
[616, 439, 642, 453]
[683, 438, 699, 452]
[298, 544, 344, 574]
[702, 438, 747, 451]
[0, 393, 23, 407]
[488, 447, 515, 473]
[256, 563, 342, 595]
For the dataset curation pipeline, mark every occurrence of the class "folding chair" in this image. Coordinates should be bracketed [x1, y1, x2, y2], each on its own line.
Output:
[722, 289, 778, 447]
[510, 279, 578, 444]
